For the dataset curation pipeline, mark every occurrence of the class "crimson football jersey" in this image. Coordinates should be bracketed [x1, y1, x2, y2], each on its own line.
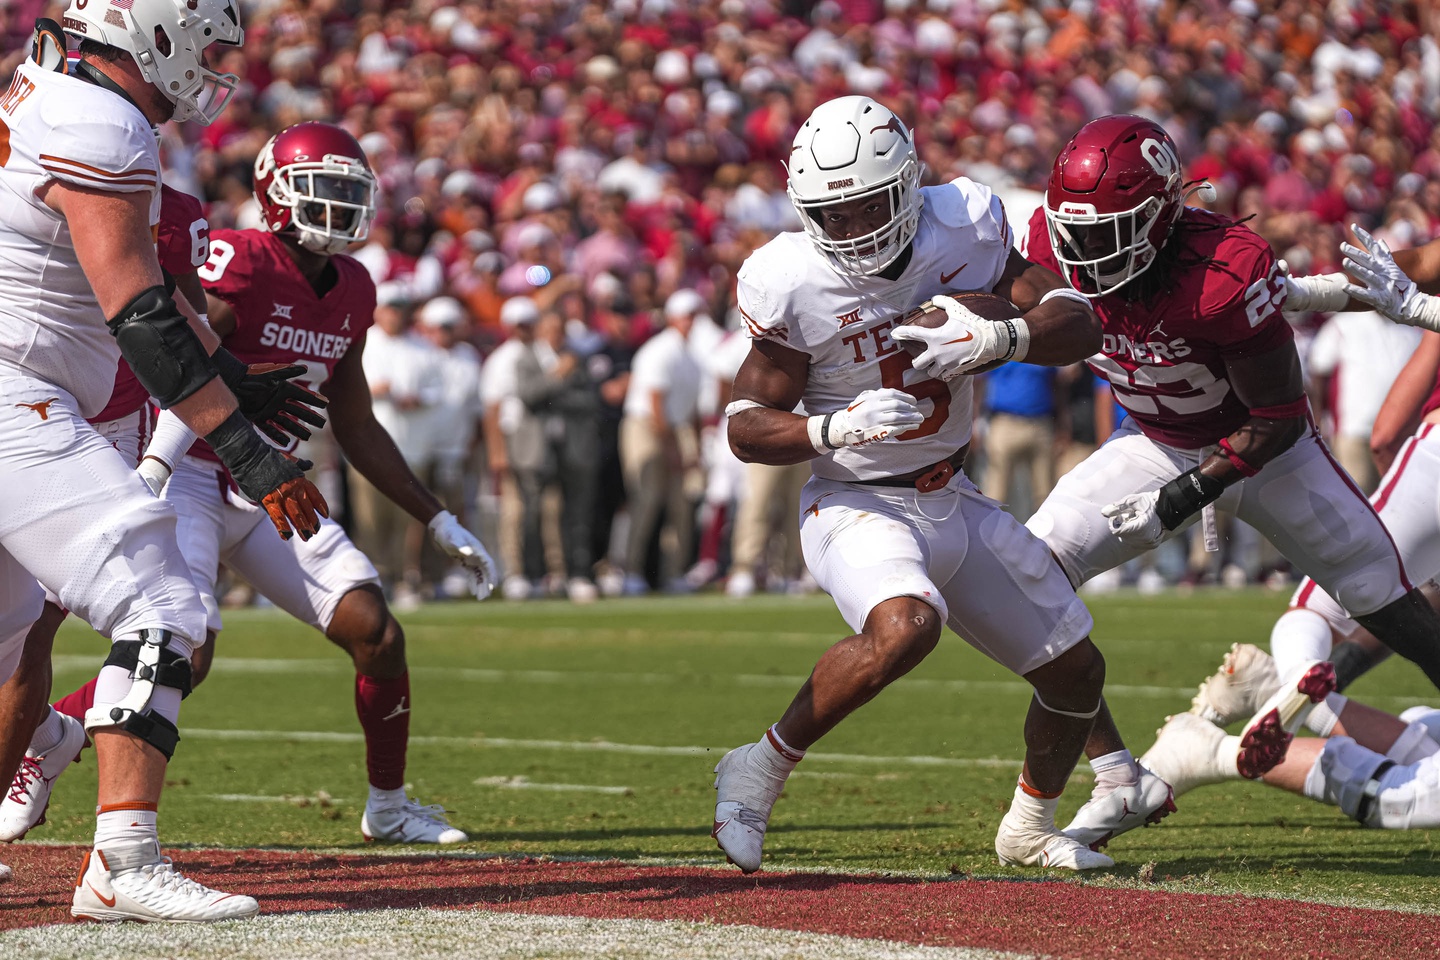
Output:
[1025, 206, 1292, 449]
[92, 184, 209, 424]
[189, 228, 376, 460]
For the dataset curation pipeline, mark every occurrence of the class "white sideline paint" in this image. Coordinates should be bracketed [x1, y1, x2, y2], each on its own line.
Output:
[474, 776, 633, 795]
[0, 908, 1033, 960]
[204, 793, 349, 805]
[182, 728, 1022, 769]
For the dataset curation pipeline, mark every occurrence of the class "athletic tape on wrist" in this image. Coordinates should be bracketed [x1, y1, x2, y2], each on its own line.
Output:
[1217, 438, 1260, 477]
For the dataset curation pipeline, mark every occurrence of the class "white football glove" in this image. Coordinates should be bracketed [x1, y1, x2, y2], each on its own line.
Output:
[428, 510, 496, 600]
[1277, 261, 1349, 313]
[813, 388, 924, 450]
[1342, 225, 1440, 331]
[1100, 491, 1166, 549]
[889, 295, 1024, 380]
[136, 457, 172, 498]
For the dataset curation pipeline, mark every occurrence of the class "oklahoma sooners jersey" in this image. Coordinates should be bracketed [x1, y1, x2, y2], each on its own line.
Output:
[93, 185, 210, 424]
[1026, 207, 1292, 449]
[190, 228, 376, 459]
[0, 61, 162, 416]
[737, 177, 1012, 482]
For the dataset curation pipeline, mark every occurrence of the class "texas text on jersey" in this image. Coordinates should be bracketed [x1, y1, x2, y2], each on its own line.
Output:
[190, 228, 376, 459]
[92, 184, 210, 425]
[737, 176, 1012, 482]
[1025, 206, 1289, 449]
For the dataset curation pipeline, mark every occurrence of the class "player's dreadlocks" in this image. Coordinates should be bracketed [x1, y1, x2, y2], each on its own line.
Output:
[1123, 180, 1258, 303]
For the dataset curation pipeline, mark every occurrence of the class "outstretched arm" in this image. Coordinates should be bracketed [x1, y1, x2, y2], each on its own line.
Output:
[1372, 330, 1440, 473]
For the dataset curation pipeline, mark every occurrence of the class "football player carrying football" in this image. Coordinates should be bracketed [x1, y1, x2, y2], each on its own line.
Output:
[4, 122, 497, 849]
[714, 95, 1145, 873]
[1021, 114, 1440, 851]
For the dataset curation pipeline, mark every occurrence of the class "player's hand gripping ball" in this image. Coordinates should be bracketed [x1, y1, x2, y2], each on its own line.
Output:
[890, 292, 1023, 380]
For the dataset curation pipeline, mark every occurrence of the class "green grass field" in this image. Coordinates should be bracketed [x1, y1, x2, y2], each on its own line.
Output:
[34, 591, 1440, 911]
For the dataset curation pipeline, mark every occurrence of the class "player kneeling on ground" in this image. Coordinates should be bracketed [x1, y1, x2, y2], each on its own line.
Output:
[714, 96, 1152, 874]
[2, 122, 496, 847]
[1150, 643, 1440, 831]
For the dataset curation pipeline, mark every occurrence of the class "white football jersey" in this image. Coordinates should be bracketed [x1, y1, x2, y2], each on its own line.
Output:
[0, 61, 161, 416]
[737, 177, 1012, 482]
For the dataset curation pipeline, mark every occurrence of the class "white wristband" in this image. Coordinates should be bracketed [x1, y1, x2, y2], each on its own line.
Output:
[724, 398, 766, 418]
[807, 414, 830, 454]
[1409, 292, 1440, 332]
[144, 408, 199, 469]
[1010, 316, 1030, 363]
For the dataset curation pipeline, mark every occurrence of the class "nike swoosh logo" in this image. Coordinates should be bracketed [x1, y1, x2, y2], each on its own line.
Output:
[90, 885, 116, 908]
[940, 263, 968, 284]
[941, 332, 974, 344]
[712, 818, 730, 838]
[847, 400, 864, 412]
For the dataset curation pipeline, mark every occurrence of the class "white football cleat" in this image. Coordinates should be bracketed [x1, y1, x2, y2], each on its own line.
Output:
[995, 812, 1114, 870]
[361, 797, 468, 844]
[71, 839, 258, 923]
[712, 742, 786, 873]
[0, 861, 11, 884]
[0, 709, 86, 841]
[1190, 643, 1280, 726]
[1140, 713, 1249, 798]
[1062, 765, 1176, 850]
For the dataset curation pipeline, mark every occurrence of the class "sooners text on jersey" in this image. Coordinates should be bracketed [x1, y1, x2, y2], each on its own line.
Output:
[736, 177, 1012, 483]
[1026, 206, 1291, 450]
[190, 228, 376, 460]
[93, 184, 209, 424]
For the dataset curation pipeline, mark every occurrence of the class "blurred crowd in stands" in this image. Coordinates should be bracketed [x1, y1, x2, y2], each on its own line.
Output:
[6, 0, 1438, 601]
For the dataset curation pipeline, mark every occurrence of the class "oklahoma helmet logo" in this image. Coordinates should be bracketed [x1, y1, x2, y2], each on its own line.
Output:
[1140, 138, 1179, 180]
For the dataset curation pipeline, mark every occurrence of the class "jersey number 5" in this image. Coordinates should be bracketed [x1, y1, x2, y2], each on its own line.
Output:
[878, 352, 950, 440]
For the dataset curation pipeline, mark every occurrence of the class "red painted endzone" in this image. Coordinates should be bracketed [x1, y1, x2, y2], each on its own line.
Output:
[1, 846, 1436, 960]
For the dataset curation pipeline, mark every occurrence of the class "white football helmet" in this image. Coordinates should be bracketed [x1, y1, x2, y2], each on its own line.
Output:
[786, 96, 923, 276]
[63, 0, 243, 125]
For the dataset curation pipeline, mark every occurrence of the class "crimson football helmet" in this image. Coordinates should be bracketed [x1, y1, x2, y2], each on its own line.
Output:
[255, 122, 377, 255]
[1044, 115, 1187, 297]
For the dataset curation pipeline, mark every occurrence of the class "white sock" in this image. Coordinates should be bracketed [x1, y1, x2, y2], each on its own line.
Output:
[1007, 782, 1060, 829]
[1089, 748, 1139, 787]
[368, 785, 406, 811]
[1305, 692, 1347, 736]
[1217, 734, 1243, 778]
[1269, 608, 1335, 681]
[29, 707, 67, 756]
[749, 726, 802, 786]
[94, 804, 158, 849]
[1386, 721, 1440, 764]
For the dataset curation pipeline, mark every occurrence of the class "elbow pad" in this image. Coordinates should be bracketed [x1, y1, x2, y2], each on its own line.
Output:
[106, 286, 219, 409]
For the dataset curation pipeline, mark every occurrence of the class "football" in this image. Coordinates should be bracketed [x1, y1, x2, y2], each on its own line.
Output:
[894, 291, 1022, 375]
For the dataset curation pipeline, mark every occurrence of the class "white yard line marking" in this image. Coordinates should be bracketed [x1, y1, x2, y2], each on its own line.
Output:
[182, 728, 1021, 769]
[49, 655, 1205, 701]
[203, 793, 349, 805]
[474, 776, 633, 795]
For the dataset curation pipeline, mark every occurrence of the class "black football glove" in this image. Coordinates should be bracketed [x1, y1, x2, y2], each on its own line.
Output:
[213, 349, 328, 445]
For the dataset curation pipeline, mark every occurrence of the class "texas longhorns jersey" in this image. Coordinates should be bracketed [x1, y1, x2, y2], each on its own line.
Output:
[0, 60, 161, 417]
[736, 177, 1012, 482]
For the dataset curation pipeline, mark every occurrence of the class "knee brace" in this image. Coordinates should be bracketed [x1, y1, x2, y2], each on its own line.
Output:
[1333, 573, 1403, 620]
[1310, 736, 1391, 822]
[1387, 720, 1440, 765]
[84, 630, 193, 759]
